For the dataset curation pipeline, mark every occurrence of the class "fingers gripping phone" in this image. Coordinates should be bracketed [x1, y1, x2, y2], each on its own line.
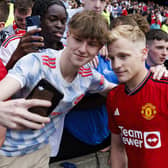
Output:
[26, 79, 64, 116]
[26, 15, 41, 35]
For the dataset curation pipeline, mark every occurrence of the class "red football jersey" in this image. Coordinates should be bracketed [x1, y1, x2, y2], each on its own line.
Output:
[107, 72, 168, 168]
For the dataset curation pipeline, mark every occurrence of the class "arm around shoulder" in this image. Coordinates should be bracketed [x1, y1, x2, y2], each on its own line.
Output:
[100, 81, 117, 96]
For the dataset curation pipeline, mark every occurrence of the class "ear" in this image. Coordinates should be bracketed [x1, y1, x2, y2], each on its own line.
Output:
[141, 47, 148, 61]
[82, 0, 85, 5]
[0, 22, 5, 31]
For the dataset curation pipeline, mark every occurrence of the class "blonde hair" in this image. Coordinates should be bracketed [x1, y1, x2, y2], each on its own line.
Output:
[108, 25, 146, 46]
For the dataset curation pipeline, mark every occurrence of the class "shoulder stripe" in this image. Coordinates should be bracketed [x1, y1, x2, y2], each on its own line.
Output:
[42, 59, 56, 64]
[42, 55, 56, 61]
[150, 76, 168, 84]
[78, 66, 93, 77]
[2, 35, 22, 48]
[78, 71, 93, 77]
[42, 55, 56, 69]
[78, 70, 92, 73]
[79, 66, 91, 71]
[43, 62, 56, 68]
[79, 66, 92, 73]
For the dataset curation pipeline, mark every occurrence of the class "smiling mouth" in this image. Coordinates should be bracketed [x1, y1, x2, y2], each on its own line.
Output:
[115, 71, 126, 76]
[75, 53, 87, 58]
[76, 54, 86, 58]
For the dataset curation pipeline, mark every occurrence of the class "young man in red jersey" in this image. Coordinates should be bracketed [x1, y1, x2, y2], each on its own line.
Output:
[107, 25, 168, 168]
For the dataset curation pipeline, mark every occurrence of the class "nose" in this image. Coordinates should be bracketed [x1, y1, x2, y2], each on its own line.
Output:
[95, 0, 101, 9]
[20, 19, 26, 28]
[162, 48, 168, 56]
[78, 41, 87, 54]
[56, 20, 64, 29]
[112, 57, 122, 70]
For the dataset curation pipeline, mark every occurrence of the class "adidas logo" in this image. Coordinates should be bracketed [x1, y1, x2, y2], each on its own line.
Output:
[114, 108, 120, 116]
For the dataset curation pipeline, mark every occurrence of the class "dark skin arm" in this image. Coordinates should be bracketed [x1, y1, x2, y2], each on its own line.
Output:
[6, 28, 44, 70]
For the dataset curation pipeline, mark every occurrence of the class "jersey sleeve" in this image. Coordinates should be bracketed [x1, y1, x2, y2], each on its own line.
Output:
[7, 53, 42, 88]
[0, 36, 20, 66]
[0, 45, 12, 66]
[106, 88, 121, 134]
[0, 60, 7, 81]
[88, 68, 109, 93]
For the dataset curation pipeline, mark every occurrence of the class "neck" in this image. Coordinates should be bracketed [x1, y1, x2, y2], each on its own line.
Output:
[126, 67, 148, 91]
[45, 41, 63, 50]
[60, 49, 79, 83]
[146, 56, 155, 67]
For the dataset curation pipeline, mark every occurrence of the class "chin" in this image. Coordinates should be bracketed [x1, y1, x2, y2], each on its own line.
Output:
[118, 77, 127, 84]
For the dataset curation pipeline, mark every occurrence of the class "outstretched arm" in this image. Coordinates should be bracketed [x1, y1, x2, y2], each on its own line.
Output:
[0, 76, 51, 130]
[0, 76, 21, 100]
[0, 98, 51, 130]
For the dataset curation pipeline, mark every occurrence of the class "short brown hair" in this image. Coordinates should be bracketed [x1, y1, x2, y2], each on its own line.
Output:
[14, 0, 33, 15]
[146, 29, 168, 45]
[68, 10, 109, 46]
[128, 14, 150, 34]
[110, 15, 138, 30]
[108, 25, 146, 47]
[0, 0, 9, 22]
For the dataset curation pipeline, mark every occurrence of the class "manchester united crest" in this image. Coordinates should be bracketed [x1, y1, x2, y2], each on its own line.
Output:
[141, 103, 157, 120]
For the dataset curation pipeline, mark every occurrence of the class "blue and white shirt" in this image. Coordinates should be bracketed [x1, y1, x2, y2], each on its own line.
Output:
[0, 48, 109, 157]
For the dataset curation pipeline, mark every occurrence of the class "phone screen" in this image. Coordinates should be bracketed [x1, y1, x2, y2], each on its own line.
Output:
[26, 79, 64, 116]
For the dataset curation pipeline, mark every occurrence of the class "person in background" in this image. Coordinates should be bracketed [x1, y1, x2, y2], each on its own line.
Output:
[0, 0, 10, 45]
[150, 17, 161, 30]
[0, 0, 9, 31]
[128, 13, 150, 35]
[161, 18, 168, 33]
[146, 29, 168, 74]
[2, 0, 33, 37]
[0, 0, 67, 70]
[121, 3, 128, 16]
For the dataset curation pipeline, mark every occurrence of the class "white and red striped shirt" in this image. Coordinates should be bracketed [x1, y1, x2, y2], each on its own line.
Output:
[1, 48, 109, 157]
[0, 34, 22, 66]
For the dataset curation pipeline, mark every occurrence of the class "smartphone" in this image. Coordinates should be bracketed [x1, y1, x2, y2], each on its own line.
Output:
[26, 79, 64, 116]
[26, 15, 41, 35]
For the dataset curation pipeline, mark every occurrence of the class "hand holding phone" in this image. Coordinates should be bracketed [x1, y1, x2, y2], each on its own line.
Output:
[26, 79, 64, 117]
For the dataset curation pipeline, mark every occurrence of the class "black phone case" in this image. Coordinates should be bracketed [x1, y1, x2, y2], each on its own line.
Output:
[26, 15, 40, 35]
[26, 79, 64, 116]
